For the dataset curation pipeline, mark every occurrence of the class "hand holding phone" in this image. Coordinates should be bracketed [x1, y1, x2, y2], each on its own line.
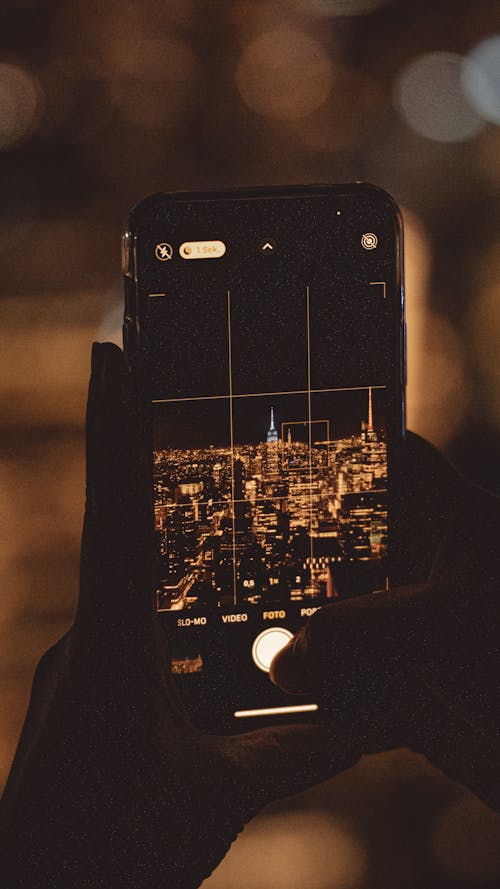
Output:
[272, 431, 500, 813]
[1, 344, 362, 889]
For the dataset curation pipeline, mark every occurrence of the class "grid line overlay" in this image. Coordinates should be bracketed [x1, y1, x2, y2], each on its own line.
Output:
[153, 283, 388, 610]
[306, 285, 314, 572]
[152, 384, 386, 405]
[227, 289, 237, 605]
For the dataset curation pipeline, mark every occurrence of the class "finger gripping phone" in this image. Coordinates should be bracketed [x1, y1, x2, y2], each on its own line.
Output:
[123, 183, 405, 730]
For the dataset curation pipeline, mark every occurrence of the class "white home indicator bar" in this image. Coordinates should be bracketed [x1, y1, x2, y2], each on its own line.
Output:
[234, 704, 318, 719]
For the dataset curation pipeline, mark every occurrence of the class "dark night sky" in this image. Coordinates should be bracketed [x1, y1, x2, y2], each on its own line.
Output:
[153, 386, 385, 450]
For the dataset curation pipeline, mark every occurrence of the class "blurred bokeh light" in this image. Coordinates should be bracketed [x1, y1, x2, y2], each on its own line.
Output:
[0, 61, 43, 148]
[463, 34, 500, 126]
[236, 30, 334, 120]
[394, 52, 485, 143]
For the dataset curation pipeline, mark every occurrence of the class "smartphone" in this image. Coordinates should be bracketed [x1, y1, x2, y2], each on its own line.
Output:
[122, 183, 405, 731]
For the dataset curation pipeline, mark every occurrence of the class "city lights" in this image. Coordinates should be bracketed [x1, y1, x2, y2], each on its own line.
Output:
[154, 388, 387, 613]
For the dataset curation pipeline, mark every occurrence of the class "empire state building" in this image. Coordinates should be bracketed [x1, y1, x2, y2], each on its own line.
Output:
[267, 406, 278, 443]
[265, 406, 279, 478]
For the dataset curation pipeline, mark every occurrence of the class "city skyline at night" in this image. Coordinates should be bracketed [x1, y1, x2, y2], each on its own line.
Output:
[153, 385, 387, 612]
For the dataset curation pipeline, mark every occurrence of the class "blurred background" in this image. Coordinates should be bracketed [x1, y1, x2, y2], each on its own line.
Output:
[1, 0, 500, 885]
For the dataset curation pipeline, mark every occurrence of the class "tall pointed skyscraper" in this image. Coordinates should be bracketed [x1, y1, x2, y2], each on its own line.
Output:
[265, 406, 279, 479]
[367, 386, 373, 430]
[267, 406, 278, 443]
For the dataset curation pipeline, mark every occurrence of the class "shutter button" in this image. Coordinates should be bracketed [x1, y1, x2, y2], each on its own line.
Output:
[251, 627, 293, 673]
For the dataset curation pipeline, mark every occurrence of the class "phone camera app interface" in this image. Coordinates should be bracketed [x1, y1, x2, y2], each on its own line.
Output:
[141, 193, 397, 693]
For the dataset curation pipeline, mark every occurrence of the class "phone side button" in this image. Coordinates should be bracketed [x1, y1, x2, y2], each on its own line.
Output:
[122, 321, 137, 364]
[400, 321, 407, 387]
[121, 232, 133, 277]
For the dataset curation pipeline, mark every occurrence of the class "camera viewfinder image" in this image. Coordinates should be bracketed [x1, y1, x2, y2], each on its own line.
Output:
[153, 386, 387, 613]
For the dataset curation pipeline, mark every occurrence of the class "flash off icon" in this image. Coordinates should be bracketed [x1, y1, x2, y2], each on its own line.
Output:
[155, 243, 173, 261]
[361, 232, 378, 250]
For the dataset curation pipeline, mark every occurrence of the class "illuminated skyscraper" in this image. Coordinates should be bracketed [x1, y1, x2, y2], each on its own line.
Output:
[361, 386, 386, 489]
[267, 406, 278, 443]
[233, 457, 245, 519]
[265, 406, 279, 479]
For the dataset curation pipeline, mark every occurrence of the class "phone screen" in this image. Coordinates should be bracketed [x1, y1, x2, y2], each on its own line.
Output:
[125, 186, 404, 726]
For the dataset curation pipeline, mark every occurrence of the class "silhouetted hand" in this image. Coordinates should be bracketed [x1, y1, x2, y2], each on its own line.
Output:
[271, 433, 500, 812]
[0, 344, 362, 889]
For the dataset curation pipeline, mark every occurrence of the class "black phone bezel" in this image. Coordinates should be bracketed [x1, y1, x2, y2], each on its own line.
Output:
[122, 182, 406, 731]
